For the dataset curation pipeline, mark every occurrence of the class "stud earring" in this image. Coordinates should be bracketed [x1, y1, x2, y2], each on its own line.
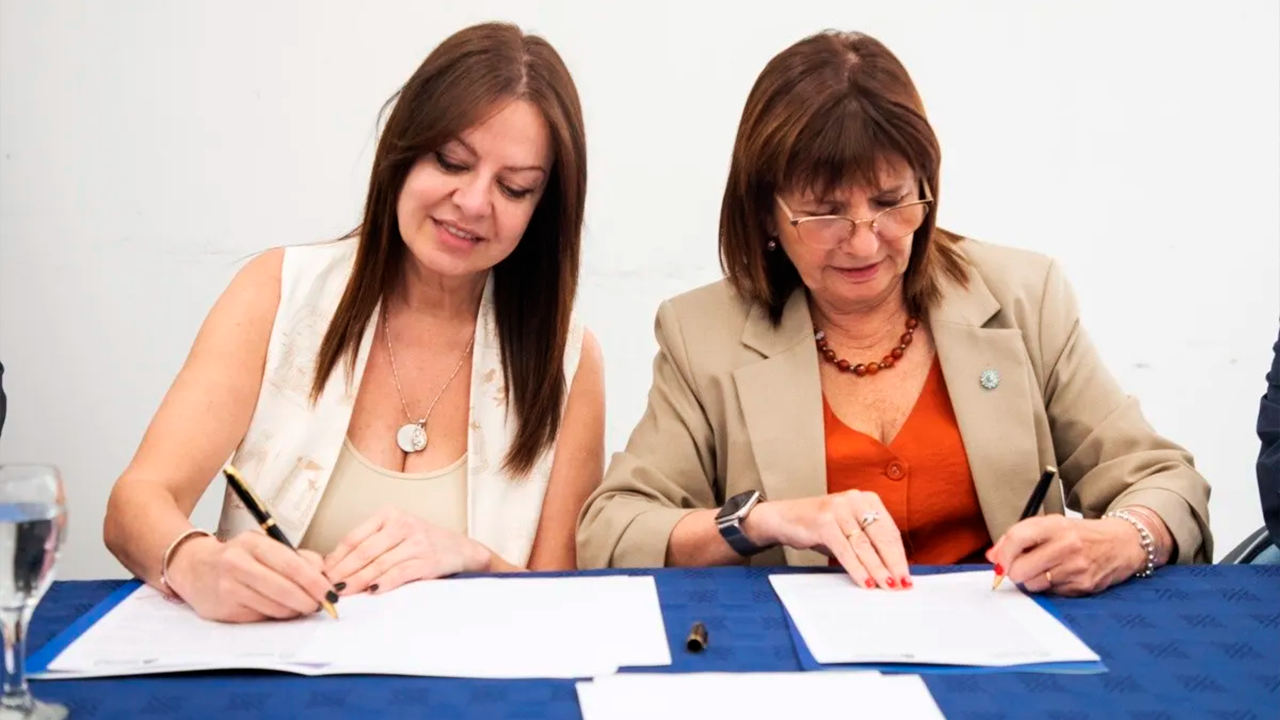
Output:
[766, 238, 778, 251]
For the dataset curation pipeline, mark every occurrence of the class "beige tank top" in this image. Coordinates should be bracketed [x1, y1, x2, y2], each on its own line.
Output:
[299, 437, 468, 556]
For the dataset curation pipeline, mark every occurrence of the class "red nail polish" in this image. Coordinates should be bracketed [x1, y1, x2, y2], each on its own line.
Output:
[994, 564, 1005, 576]
[886, 577, 897, 588]
[865, 578, 876, 588]
[901, 577, 913, 588]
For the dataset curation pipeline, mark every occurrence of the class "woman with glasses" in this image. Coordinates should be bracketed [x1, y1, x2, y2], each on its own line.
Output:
[577, 30, 1211, 596]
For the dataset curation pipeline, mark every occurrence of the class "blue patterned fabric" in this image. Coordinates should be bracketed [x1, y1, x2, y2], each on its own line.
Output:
[15, 565, 1279, 720]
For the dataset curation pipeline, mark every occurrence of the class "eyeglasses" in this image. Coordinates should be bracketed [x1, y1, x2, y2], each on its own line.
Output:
[775, 183, 934, 249]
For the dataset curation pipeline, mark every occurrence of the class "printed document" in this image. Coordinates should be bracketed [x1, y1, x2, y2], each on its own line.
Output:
[39, 575, 670, 679]
[769, 571, 1100, 667]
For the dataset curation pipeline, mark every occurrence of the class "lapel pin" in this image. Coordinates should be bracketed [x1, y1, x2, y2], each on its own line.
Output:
[979, 368, 1001, 390]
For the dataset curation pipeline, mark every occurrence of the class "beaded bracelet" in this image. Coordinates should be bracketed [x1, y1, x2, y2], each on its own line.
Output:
[1105, 509, 1156, 578]
[160, 528, 214, 600]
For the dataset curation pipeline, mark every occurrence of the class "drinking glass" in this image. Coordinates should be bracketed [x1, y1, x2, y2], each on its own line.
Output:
[0, 465, 68, 720]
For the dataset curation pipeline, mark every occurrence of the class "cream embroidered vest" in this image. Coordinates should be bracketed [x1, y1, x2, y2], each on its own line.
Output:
[214, 238, 585, 567]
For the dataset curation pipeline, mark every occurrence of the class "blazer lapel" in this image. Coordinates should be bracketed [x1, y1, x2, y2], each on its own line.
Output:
[733, 291, 828, 567]
[931, 272, 1047, 542]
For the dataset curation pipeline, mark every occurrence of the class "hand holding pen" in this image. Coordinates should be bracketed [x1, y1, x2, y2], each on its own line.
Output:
[988, 465, 1166, 596]
[160, 466, 340, 623]
[991, 466, 1058, 591]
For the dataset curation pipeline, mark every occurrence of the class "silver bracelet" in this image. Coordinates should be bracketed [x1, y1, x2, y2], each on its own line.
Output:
[1105, 509, 1156, 578]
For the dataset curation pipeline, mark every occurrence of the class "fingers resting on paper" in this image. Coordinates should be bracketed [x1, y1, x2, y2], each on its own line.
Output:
[796, 490, 909, 591]
[322, 507, 393, 580]
[323, 506, 492, 595]
[324, 509, 406, 590]
[858, 493, 911, 588]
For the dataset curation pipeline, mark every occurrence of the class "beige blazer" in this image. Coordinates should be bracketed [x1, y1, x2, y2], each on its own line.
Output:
[577, 238, 1212, 569]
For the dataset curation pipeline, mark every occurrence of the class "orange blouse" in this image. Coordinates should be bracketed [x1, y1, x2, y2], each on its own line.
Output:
[824, 358, 991, 565]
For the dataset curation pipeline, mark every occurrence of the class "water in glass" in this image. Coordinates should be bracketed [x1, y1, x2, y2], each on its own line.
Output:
[0, 465, 68, 720]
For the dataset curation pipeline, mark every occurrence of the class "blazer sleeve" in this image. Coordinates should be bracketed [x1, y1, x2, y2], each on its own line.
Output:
[576, 300, 719, 569]
[1038, 261, 1212, 563]
[1257, 324, 1280, 549]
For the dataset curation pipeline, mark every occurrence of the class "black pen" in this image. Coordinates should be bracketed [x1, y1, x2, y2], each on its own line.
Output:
[992, 465, 1057, 590]
[222, 464, 339, 619]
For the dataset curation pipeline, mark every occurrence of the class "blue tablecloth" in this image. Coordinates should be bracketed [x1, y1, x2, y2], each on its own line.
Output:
[16, 565, 1280, 719]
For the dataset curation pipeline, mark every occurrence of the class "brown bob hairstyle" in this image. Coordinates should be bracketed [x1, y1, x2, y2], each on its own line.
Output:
[719, 30, 969, 323]
[312, 22, 587, 476]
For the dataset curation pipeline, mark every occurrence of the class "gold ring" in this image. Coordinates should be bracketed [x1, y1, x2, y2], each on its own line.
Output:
[1044, 570, 1053, 585]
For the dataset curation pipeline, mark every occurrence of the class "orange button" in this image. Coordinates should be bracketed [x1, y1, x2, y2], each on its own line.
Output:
[886, 461, 907, 480]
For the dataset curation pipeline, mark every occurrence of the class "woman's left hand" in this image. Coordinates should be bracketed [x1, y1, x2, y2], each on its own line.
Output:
[323, 507, 492, 595]
[987, 515, 1151, 597]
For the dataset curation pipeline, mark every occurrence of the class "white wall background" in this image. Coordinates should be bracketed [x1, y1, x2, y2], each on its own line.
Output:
[1, 0, 1276, 579]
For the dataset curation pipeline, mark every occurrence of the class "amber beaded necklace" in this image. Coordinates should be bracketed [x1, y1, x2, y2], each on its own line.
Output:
[814, 317, 919, 376]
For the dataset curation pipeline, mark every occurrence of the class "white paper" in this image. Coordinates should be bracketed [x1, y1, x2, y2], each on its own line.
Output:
[39, 575, 670, 680]
[42, 585, 329, 675]
[292, 576, 671, 678]
[769, 571, 1100, 667]
[575, 672, 946, 720]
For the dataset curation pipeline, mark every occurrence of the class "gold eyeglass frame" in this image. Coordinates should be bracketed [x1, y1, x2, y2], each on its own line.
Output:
[775, 181, 935, 247]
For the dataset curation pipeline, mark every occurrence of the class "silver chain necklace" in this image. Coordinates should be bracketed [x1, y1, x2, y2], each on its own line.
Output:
[383, 304, 475, 454]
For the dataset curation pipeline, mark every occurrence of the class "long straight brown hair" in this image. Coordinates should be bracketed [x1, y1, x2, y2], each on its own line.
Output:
[720, 30, 969, 323]
[311, 22, 587, 476]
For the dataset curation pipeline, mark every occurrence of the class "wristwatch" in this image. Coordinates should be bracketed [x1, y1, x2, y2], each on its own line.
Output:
[716, 490, 769, 557]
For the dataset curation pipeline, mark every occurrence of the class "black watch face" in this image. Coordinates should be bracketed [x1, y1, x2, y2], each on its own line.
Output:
[719, 492, 753, 519]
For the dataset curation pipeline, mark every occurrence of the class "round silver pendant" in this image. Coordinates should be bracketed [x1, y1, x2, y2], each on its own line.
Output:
[396, 423, 427, 453]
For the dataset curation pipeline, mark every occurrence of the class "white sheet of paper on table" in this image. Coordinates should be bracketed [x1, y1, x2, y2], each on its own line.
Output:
[575, 672, 946, 720]
[40, 575, 670, 680]
[768, 571, 1100, 667]
[293, 575, 672, 678]
[41, 585, 329, 675]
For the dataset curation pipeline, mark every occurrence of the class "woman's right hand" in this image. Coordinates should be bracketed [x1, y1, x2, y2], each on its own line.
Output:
[165, 532, 336, 623]
[746, 489, 911, 590]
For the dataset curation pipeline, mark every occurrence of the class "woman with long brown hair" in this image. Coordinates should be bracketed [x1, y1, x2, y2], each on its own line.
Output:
[104, 22, 604, 622]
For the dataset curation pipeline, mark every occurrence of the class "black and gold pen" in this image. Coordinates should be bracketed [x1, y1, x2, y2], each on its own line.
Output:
[222, 464, 340, 619]
[992, 465, 1058, 590]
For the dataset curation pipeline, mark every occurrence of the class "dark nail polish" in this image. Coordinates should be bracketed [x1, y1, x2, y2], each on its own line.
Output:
[334, 582, 347, 592]
[325, 590, 339, 604]
[886, 577, 897, 588]
[864, 578, 876, 589]
[901, 577, 913, 589]
[994, 563, 1005, 576]
[369, 584, 379, 593]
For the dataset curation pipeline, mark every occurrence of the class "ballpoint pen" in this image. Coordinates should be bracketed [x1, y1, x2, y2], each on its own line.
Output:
[222, 464, 340, 619]
[993, 465, 1058, 590]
